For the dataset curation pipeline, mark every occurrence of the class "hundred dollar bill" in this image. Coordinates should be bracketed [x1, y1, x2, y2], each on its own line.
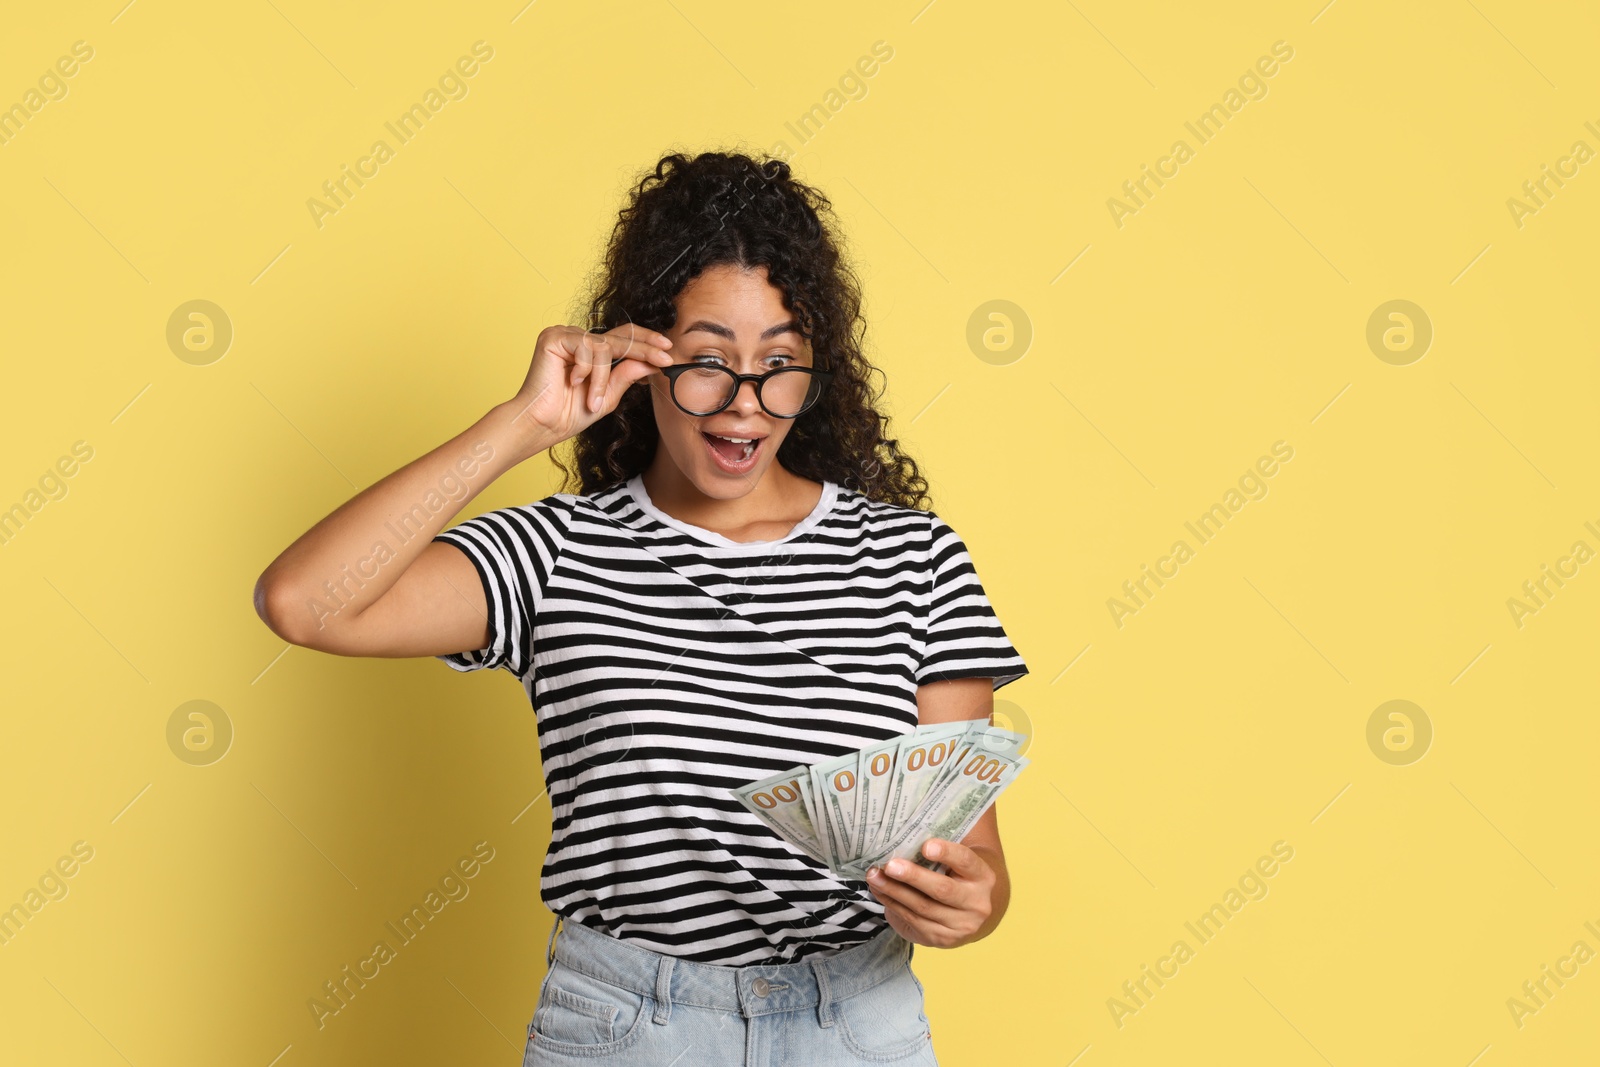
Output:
[880, 723, 976, 851]
[733, 768, 828, 865]
[852, 734, 907, 864]
[894, 721, 1027, 834]
[874, 749, 1031, 875]
[811, 751, 863, 866]
[835, 724, 965, 879]
[959, 721, 1028, 761]
[874, 723, 972, 863]
[796, 772, 854, 877]
[726, 721, 1033, 882]
[794, 772, 826, 862]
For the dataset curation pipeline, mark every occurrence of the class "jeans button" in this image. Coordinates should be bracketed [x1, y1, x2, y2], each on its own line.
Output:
[752, 977, 771, 997]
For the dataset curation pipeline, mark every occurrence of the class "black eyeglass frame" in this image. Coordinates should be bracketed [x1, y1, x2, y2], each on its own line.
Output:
[612, 357, 834, 419]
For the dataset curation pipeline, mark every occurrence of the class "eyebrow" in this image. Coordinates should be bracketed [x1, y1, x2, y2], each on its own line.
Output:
[681, 319, 803, 342]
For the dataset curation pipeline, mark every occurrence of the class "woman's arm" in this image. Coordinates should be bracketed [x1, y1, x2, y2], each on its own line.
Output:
[252, 401, 549, 658]
[864, 676, 1012, 948]
[252, 324, 673, 658]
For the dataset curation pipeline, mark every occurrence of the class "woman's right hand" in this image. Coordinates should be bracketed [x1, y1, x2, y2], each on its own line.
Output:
[501, 322, 675, 459]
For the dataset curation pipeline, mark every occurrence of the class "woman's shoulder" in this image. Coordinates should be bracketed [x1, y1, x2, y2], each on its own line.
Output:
[837, 488, 997, 568]
[523, 480, 631, 518]
[478, 491, 585, 524]
[828, 483, 942, 545]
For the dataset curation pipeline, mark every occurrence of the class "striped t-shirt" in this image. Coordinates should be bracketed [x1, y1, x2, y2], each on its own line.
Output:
[432, 472, 1028, 966]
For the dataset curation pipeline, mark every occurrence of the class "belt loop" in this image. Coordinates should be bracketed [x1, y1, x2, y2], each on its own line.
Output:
[546, 916, 563, 968]
[809, 957, 835, 1028]
[652, 956, 675, 1024]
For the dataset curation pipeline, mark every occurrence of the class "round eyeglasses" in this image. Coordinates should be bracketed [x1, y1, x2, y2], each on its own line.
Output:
[617, 358, 833, 418]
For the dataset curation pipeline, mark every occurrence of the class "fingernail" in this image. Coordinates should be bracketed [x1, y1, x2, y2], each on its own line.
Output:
[924, 841, 942, 858]
[886, 860, 904, 876]
[866, 867, 881, 880]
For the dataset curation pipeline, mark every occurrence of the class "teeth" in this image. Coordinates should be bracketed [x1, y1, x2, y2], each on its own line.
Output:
[707, 435, 761, 463]
[706, 432, 758, 462]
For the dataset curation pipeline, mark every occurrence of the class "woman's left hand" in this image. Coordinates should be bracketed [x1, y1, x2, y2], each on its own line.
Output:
[864, 838, 995, 948]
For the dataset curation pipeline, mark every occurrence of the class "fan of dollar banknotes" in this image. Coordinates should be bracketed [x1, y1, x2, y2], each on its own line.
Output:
[732, 719, 1031, 881]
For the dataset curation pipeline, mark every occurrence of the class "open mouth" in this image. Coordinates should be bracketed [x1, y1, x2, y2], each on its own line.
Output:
[701, 431, 765, 471]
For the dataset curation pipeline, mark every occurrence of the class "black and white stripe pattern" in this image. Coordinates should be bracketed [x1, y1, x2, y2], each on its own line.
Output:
[432, 473, 1028, 965]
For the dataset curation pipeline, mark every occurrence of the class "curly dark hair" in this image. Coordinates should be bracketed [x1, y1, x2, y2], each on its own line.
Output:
[551, 148, 931, 511]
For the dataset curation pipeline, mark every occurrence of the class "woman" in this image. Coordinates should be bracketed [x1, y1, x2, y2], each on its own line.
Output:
[255, 150, 1029, 1065]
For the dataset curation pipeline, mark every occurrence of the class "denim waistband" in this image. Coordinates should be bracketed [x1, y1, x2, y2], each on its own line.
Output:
[544, 916, 913, 1024]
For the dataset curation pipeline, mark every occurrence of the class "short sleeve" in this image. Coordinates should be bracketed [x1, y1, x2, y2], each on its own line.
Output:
[917, 512, 1030, 691]
[430, 497, 575, 677]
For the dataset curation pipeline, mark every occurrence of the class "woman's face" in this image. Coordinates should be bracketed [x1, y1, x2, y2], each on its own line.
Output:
[647, 263, 815, 499]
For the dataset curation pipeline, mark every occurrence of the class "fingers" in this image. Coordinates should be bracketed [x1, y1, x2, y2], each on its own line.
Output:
[869, 855, 967, 906]
[549, 324, 673, 416]
[867, 855, 994, 949]
[585, 337, 612, 413]
[866, 862, 967, 925]
[604, 323, 674, 360]
[877, 899, 932, 945]
[604, 331, 675, 374]
[594, 351, 661, 412]
[578, 328, 674, 411]
[565, 331, 599, 393]
[922, 838, 987, 879]
[871, 886, 960, 948]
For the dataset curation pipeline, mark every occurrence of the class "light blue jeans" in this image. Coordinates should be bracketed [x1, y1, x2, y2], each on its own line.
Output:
[523, 916, 939, 1066]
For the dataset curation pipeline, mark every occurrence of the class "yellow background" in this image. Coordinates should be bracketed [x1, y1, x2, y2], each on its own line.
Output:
[2, 1, 1596, 1064]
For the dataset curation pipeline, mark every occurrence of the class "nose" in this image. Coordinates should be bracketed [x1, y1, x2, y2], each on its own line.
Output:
[726, 374, 762, 413]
